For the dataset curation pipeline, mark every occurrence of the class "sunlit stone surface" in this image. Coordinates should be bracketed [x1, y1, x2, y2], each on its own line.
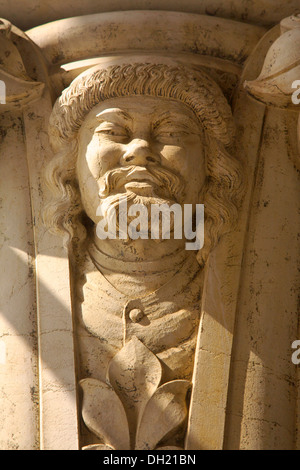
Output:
[0, 3, 299, 450]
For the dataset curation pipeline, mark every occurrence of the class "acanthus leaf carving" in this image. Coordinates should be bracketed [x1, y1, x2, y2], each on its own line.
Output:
[80, 338, 190, 450]
[82, 444, 115, 451]
[79, 377, 130, 451]
[107, 336, 162, 446]
[0, 18, 45, 108]
[135, 379, 191, 450]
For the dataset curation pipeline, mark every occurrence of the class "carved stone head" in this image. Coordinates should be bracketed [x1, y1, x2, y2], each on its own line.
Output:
[44, 59, 244, 264]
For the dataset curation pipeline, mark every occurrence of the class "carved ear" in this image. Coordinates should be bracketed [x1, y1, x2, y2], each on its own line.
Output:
[79, 377, 130, 450]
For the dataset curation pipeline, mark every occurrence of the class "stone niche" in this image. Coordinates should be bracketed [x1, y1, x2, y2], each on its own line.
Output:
[0, 3, 299, 450]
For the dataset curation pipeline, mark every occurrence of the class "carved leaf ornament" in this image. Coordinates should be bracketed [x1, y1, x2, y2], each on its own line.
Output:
[80, 337, 190, 450]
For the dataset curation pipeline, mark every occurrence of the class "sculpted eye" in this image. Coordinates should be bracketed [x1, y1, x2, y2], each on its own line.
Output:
[153, 129, 189, 143]
[95, 123, 129, 140]
[103, 129, 124, 136]
[166, 131, 188, 137]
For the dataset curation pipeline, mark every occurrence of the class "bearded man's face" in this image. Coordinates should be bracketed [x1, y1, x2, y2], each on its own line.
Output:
[76, 96, 206, 227]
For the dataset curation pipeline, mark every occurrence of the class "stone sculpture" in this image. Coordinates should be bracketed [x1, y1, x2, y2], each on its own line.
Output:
[43, 60, 244, 449]
[0, 7, 299, 451]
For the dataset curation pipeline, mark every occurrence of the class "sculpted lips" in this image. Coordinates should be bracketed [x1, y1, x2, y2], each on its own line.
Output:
[99, 165, 161, 196]
[125, 167, 158, 186]
[99, 164, 185, 203]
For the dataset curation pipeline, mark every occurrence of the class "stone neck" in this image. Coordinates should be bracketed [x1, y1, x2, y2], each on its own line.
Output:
[91, 226, 187, 263]
[88, 234, 198, 297]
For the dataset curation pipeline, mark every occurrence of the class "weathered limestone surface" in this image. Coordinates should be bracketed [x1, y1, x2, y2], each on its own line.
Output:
[0, 5, 299, 450]
[1, 0, 300, 30]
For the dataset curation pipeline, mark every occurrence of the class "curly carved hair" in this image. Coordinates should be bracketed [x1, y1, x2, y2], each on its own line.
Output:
[44, 62, 245, 265]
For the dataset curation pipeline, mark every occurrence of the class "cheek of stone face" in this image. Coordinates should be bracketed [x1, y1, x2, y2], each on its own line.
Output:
[89, 137, 124, 178]
[76, 155, 100, 222]
[161, 142, 205, 199]
[79, 178, 100, 222]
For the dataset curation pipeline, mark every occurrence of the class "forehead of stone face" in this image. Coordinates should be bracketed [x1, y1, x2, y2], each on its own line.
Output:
[77, 95, 202, 137]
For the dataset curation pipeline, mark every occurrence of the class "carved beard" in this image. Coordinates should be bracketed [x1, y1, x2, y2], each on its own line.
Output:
[97, 165, 185, 238]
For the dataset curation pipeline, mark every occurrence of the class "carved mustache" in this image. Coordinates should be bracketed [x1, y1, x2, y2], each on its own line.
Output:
[98, 165, 185, 203]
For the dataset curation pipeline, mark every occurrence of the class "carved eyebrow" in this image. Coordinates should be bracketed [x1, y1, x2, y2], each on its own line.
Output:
[152, 112, 200, 132]
[96, 109, 132, 123]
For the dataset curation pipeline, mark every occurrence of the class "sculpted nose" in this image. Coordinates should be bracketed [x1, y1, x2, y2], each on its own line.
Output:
[121, 139, 160, 166]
